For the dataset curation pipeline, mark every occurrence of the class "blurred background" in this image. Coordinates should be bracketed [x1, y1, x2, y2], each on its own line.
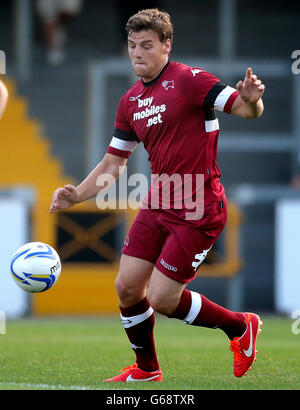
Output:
[0, 0, 300, 319]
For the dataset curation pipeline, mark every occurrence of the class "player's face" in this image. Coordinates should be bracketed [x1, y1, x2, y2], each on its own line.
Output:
[128, 30, 171, 82]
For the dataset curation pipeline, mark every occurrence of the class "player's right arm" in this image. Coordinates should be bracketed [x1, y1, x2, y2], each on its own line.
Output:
[0, 79, 8, 118]
[50, 94, 138, 214]
[49, 153, 128, 214]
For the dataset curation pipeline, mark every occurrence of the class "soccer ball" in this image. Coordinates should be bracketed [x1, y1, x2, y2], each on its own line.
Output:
[10, 242, 61, 293]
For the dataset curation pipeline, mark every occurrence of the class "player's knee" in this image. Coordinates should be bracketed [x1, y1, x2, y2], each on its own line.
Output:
[147, 290, 177, 316]
[115, 274, 143, 306]
[115, 275, 131, 301]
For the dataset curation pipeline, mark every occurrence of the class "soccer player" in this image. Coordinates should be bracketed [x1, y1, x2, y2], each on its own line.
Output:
[0, 79, 8, 118]
[50, 9, 264, 381]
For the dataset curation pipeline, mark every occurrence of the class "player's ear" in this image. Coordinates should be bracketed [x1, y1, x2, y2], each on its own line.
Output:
[163, 39, 171, 55]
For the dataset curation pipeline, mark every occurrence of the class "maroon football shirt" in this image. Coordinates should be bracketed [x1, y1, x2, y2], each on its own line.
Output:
[107, 61, 239, 223]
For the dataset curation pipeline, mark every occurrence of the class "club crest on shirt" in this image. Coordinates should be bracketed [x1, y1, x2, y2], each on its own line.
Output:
[162, 80, 175, 90]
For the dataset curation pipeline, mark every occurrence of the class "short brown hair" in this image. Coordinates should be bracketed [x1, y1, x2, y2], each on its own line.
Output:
[126, 8, 173, 45]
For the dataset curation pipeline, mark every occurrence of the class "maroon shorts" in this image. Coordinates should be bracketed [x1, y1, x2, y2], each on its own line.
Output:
[121, 194, 227, 283]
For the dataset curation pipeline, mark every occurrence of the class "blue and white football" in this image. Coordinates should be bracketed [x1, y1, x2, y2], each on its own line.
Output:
[10, 242, 61, 293]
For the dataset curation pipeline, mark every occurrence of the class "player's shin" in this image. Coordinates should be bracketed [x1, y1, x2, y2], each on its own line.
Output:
[120, 297, 160, 371]
[169, 289, 246, 340]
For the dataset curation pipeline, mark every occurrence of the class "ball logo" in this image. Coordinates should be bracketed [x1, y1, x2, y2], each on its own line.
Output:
[50, 261, 61, 274]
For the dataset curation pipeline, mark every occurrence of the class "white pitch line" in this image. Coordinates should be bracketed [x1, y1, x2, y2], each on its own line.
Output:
[0, 382, 97, 390]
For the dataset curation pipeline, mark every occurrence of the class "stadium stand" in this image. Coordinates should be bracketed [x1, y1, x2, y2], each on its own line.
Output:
[1, 0, 300, 312]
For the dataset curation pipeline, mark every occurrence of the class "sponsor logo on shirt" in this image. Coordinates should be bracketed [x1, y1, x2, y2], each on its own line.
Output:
[132, 96, 166, 128]
[138, 97, 153, 107]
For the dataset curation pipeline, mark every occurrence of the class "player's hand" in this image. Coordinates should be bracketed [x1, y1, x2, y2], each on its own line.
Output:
[49, 184, 79, 214]
[236, 68, 265, 104]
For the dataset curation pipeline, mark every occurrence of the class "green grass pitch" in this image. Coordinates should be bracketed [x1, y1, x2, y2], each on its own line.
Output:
[0, 316, 299, 390]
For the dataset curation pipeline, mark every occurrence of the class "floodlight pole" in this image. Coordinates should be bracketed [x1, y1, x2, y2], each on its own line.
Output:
[219, 0, 236, 61]
[14, 0, 32, 81]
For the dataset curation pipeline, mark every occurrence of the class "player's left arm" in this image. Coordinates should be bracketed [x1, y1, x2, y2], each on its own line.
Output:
[230, 67, 265, 119]
[0, 79, 8, 118]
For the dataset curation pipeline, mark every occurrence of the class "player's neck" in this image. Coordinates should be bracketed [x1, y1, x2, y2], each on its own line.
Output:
[142, 60, 169, 87]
